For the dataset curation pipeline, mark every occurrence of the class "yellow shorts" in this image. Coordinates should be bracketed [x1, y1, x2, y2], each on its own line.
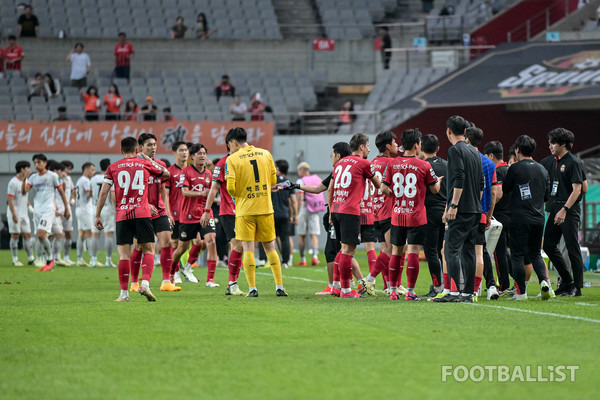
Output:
[235, 214, 276, 243]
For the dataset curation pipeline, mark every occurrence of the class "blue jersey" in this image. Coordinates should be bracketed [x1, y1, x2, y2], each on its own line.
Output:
[479, 152, 496, 214]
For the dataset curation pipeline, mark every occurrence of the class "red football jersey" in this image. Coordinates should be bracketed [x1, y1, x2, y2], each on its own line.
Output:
[360, 178, 375, 225]
[212, 155, 235, 216]
[4, 45, 23, 71]
[383, 156, 438, 227]
[332, 155, 374, 216]
[104, 157, 164, 222]
[114, 42, 134, 67]
[371, 155, 393, 222]
[166, 164, 186, 221]
[180, 165, 212, 224]
[144, 157, 167, 220]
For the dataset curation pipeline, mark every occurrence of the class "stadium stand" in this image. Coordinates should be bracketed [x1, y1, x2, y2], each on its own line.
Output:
[315, 0, 398, 39]
[0, 0, 282, 40]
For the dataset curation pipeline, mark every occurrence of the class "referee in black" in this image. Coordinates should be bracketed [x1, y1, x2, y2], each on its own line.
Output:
[503, 135, 551, 300]
[542, 128, 585, 297]
[437, 116, 484, 303]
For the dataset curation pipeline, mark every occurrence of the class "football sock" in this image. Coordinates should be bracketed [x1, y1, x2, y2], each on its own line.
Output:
[76, 236, 83, 259]
[85, 237, 93, 259]
[266, 250, 283, 286]
[387, 255, 402, 291]
[120, 289, 129, 297]
[24, 237, 34, 260]
[395, 253, 405, 288]
[474, 275, 483, 294]
[243, 251, 256, 288]
[366, 249, 377, 274]
[161, 247, 173, 281]
[9, 238, 18, 261]
[188, 244, 202, 265]
[207, 259, 217, 281]
[450, 277, 459, 294]
[276, 284, 284, 290]
[312, 247, 319, 259]
[443, 272, 450, 289]
[333, 252, 341, 282]
[130, 248, 142, 283]
[53, 237, 63, 260]
[41, 238, 52, 262]
[89, 237, 98, 258]
[299, 243, 305, 261]
[339, 254, 353, 289]
[406, 253, 419, 291]
[370, 251, 390, 279]
[228, 249, 242, 282]
[431, 271, 440, 287]
[141, 252, 154, 282]
[118, 259, 130, 290]
[62, 238, 70, 260]
[141, 280, 150, 288]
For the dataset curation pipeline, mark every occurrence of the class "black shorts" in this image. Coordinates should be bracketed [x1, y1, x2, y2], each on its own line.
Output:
[171, 221, 181, 240]
[360, 224, 376, 243]
[114, 66, 130, 79]
[179, 221, 216, 242]
[374, 218, 391, 242]
[390, 224, 426, 247]
[325, 234, 341, 263]
[116, 218, 154, 245]
[476, 222, 486, 246]
[220, 214, 236, 241]
[152, 215, 171, 234]
[331, 212, 361, 245]
[275, 217, 289, 237]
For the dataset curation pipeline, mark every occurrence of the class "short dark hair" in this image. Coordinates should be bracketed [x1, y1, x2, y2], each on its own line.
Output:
[99, 158, 111, 171]
[82, 162, 94, 172]
[349, 133, 368, 152]
[189, 143, 207, 156]
[24, 5, 32, 11]
[50, 161, 65, 172]
[75, 42, 84, 49]
[421, 134, 439, 154]
[446, 115, 468, 136]
[375, 131, 396, 153]
[483, 141, 503, 160]
[465, 127, 483, 148]
[332, 142, 351, 158]
[172, 141, 188, 152]
[86, 85, 98, 96]
[58, 106, 67, 113]
[514, 135, 536, 158]
[275, 159, 289, 175]
[15, 160, 30, 174]
[225, 127, 247, 145]
[121, 136, 138, 153]
[401, 129, 422, 152]
[163, 107, 171, 113]
[548, 127, 574, 151]
[222, 75, 229, 80]
[61, 160, 74, 169]
[138, 132, 157, 146]
[118, 32, 126, 37]
[508, 144, 516, 160]
[212, 158, 221, 166]
[8, 34, 16, 41]
[32, 153, 47, 163]
[160, 158, 171, 168]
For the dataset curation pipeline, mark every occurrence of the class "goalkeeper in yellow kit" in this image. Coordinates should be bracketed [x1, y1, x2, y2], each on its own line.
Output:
[225, 127, 287, 297]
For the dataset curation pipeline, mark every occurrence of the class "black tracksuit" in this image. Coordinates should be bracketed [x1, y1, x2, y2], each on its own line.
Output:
[424, 156, 447, 287]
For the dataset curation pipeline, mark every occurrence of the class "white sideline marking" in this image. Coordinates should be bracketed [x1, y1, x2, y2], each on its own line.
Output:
[474, 304, 600, 324]
[574, 302, 598, 307]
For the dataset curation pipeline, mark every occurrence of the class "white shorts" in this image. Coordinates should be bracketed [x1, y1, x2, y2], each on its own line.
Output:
[34, 211, 55, 234]
[61, 214, 73, 231]
[7, 212, 31, 235]
[297, 209, 321, 236]
[76, 207, 93, 231]
[92, 208, 116, 233]
[51, 216, 63, 235]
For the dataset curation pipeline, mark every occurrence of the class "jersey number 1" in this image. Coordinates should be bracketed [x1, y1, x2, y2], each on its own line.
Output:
[250, 160, 260, 183]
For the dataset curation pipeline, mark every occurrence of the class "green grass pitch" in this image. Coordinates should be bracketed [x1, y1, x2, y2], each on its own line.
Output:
[1, 249, 599, 399]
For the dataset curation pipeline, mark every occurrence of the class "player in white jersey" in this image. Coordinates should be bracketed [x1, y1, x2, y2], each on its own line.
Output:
[48, 161, 67, 265]
[75, 162, 95, 266]
[7, 161, 35, 266]
[21, 153, 71, 271]
[60, 160, 76, 265]
[90, 158, 117, 267]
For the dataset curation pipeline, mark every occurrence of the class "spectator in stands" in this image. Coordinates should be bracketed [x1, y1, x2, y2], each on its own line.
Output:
[249, 92, 270, 121]
[229, 95, 247, 121]
[161, 107, 176, 122]
[123, 99, 140, 121]
[67, 43, 91, 89]
[140, 96, 158, 121]
[196, 13, 215, 39]
[27, 73, 45, 101]
[103, 84, 122, 121]
[17, 5, 40, 38]
[3, 35, 24, 80]
[113, 32, 134, 84]
[80, 85, 100, 121]
[215, 75, 235, 101]
[337, 100, 356, 127]
[380, 26, 391, 69]
[44, 73, 61, 99]
[171, 17, 188, 39]
[54, 106, 69, 121]
[0, 44, 4, 79]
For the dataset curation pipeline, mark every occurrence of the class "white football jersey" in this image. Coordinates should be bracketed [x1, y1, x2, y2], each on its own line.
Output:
[27, 171, 61, 214]
[7, 176, 28, 217]
[75, 175, 93, 210]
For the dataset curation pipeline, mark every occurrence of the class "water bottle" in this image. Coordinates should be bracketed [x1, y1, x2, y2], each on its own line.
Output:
[329, 226, 336, 240]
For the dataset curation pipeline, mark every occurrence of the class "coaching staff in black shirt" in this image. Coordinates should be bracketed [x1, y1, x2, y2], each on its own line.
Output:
[439, 116, 484, 303]
[542, 128, 584, 297]
[503, 135, 551, 301]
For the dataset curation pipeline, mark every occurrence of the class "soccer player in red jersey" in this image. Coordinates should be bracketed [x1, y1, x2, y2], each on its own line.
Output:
[330, 133, 387, 298]
[95, 136, 170, 302]
[165, 141, 189, 284]
[129, 133, 179, 293]
[201, 147, 245, 296]
[381, 129, 440, 300]
[171, 144, 220, 287]
[113, 32, 134, 84]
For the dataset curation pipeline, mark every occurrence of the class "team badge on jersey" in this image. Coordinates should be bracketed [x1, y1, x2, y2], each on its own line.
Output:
[560, 164, 566, 172]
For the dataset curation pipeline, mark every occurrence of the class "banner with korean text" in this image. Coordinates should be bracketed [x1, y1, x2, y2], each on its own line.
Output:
[0, 121, 274, 154]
